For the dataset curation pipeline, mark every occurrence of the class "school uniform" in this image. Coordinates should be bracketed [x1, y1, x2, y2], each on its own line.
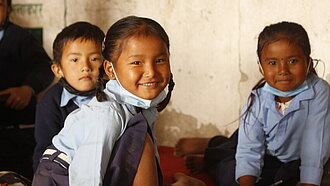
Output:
[236, 74, 330, 185]
[33, 83, 92, 171]
[32, 80, 163, 186]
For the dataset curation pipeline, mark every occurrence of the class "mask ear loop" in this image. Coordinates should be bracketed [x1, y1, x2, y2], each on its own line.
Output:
[258, 61, 264, 75]
[311, 58, 325, 78]
[306, 58, 312, 77]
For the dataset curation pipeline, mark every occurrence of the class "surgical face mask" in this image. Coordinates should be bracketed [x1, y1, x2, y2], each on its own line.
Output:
[110, 63, 167, 109]
[263, 81, 309, 97]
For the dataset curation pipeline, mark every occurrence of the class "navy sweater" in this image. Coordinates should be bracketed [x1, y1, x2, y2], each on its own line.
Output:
[33, 83, 78, 170]
[0, 22, 54, 125]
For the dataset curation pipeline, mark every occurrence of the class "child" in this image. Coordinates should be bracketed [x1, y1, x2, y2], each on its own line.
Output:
[32, 16, 175, 186]
[33, 21, 104, 171]
[236, 21, 330, 186]
[174, 21, 330, 186]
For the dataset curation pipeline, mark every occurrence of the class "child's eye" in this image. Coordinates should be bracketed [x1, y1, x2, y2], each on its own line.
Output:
[268, 61, 276, 65]
[71, 58, 78, 62]
[289, 59, 298, 64]
[131, 61, 141, 65]
[155, 58, 165, 63]
[91, 57, 100, 62]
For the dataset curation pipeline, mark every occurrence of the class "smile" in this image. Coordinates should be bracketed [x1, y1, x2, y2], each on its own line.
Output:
[139, 82, 158, 87]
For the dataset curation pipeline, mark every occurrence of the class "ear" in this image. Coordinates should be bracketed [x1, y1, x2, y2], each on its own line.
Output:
[104, 60, 116, 80]
[51, 63, 64, 78]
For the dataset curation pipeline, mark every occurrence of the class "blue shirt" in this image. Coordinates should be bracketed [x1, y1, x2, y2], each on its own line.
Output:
[52, 80, 159, 186]
[0, 30, 4, 41]
[235, 74, 330, 185]
[60, 88, 92, 107]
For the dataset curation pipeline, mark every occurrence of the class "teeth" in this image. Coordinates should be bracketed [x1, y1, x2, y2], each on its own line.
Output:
[142, 82, 156, 86]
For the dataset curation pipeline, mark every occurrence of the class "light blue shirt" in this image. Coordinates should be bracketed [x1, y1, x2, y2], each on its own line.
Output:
[0, 30, 4, 41]
[52, 80, 159, 186]
[235, 74, 330, 185]
[60, 88, 93, 107]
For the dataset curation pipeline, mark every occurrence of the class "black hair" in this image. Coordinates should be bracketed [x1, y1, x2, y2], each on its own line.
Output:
[52, 21, 105, 65]
[96, 16, 174, 112]
[243, 21, 316, 124]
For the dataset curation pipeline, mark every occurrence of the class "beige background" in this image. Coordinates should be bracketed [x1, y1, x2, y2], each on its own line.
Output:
[11, 0, 330, 146]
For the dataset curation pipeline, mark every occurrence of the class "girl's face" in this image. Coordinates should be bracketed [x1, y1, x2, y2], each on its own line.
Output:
[106, 35, 170, 100]
[260, 39, 308, 92]
[52, 38, 103, 91]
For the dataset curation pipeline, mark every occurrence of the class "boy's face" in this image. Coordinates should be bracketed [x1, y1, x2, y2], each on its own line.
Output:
[260, 39, 308, 92]
[105, 35, 170, 100]
[52, 38, 102, 91]
[0, 0, 9, 27]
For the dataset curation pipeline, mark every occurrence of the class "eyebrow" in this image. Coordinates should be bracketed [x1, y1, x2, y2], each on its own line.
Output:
[67, 51, 100, 56]
[264, 55, 302, 61]
[128, 52, 168, 59]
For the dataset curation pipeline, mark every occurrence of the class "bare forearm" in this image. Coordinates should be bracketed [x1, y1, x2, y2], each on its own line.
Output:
[238, 175, 256, 186]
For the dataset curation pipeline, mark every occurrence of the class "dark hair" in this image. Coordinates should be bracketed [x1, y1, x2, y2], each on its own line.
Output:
[52, 21, 105, 65]
[96, 16, 174, 112]
[244, 21, 316, 123]
[257, 21, 311, 62]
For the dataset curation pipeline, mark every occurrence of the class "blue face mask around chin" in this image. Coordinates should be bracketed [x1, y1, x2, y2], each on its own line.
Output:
[118, 82, 167, 109]
[263, 80, 309, 97]
[108, 64, 167, 109]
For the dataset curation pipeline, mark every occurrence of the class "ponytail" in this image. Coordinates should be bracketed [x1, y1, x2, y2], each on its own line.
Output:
[96, 64, 109, 102]
[157, 73, 175, 112]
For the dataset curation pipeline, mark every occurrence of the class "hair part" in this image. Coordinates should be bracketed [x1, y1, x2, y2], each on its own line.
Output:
[52, 21, 105, 65]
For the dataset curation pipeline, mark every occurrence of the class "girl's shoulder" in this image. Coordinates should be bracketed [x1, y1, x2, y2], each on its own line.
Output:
[306, 75, 330, 96]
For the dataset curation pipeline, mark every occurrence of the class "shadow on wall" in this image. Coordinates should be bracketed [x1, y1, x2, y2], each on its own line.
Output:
[155, 109, 229, 147]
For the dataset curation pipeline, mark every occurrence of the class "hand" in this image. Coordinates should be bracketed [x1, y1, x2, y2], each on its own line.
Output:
[0, 86, 34, 110]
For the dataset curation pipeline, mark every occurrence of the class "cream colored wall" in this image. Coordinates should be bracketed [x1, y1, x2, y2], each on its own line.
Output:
[11, 0, 330, 146]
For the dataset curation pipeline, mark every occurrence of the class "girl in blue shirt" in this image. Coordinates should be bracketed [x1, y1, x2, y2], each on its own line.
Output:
[33, 16, 174, 186]
[236, 22, 330, 186]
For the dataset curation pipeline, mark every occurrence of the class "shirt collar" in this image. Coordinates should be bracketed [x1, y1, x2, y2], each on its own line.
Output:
[60, 88, 93, 107]
[0, 30, 4, 41]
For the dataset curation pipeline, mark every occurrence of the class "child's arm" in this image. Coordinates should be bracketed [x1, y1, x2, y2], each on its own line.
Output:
[238, 175, 257, 186]
[299, 79, 330, 185]
[60, 104, 127, 186]
[235, 97, 266, 182]
[33, 84, 68, 171]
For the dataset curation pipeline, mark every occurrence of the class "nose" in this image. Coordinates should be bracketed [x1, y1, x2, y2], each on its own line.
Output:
[278, 61, 289, 75]
[81, 59, 91, 72]
[144, 63, 157, 77]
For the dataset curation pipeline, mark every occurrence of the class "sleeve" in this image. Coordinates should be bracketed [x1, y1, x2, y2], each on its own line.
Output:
[65, 105, 125, 186]
[300, 80, 330, 185]
[19, 30, 54, 93]
[235, 96, 266, 181]
[33, 88, 64, 171]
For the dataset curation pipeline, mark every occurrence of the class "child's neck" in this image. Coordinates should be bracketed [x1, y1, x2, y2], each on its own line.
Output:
[275, 96, 294, 103]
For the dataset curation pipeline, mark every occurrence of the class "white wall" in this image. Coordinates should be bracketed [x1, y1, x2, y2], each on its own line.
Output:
[11, 0, 330, 146]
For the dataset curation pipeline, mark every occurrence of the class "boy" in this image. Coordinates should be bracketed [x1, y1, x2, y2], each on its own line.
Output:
[33, 22, 104, 170]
